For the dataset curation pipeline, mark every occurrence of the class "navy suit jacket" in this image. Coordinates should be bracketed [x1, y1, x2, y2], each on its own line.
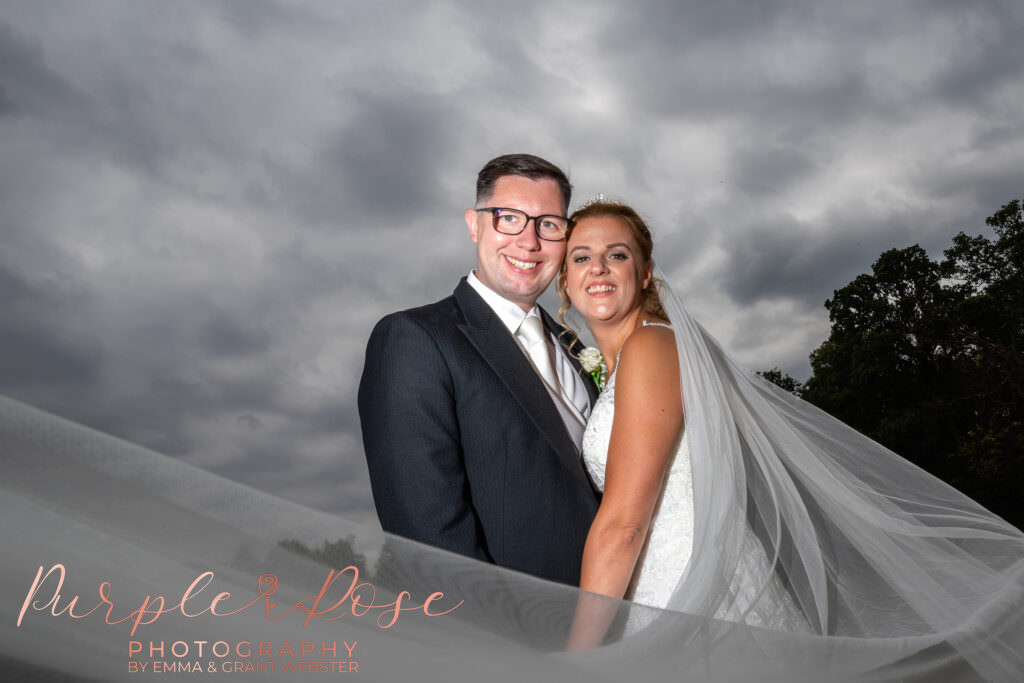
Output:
[358, 278, 601, 585]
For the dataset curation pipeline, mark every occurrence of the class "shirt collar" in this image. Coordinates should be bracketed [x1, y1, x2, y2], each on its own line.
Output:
[467, 269, 538, 334]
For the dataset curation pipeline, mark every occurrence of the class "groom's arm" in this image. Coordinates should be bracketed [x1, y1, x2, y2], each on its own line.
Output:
[358, 312, 492, 563]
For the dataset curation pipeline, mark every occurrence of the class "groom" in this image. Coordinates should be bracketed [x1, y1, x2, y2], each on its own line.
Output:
[358, 153, 600, 585]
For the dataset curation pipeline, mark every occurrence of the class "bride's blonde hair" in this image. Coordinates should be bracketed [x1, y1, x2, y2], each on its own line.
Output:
[556, 200, 667, 336]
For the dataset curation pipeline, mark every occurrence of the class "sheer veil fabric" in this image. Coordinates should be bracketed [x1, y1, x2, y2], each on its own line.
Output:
[649, 265, 1024, 678]
[2, 269, 1024, 680]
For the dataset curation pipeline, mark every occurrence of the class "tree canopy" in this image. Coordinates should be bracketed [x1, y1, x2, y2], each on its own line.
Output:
[774, 199, 1023, 528]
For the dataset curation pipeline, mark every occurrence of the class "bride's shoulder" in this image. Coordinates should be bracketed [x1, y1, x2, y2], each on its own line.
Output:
[615, 322, 681, 406]
[619, 322, 678, 371]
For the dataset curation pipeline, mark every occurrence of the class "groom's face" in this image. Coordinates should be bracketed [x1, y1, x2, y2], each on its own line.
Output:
[465, 174, 567, 312]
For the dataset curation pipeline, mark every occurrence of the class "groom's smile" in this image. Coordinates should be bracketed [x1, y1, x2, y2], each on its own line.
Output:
[504, 254, 539, 271]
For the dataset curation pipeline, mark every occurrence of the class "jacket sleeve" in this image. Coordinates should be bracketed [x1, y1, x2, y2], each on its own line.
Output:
[357, 312, 491, 563]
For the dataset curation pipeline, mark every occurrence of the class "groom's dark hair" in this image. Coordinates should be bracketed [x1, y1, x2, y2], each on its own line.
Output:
[475, 154, 572, 213]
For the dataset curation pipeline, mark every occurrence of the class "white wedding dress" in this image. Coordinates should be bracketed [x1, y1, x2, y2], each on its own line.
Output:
[582, 322, 810, 632]
[582, 321, 695, 610]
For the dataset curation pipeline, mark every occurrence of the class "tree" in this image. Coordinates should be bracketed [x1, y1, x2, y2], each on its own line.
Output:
[757, 367, 803, 394]
[278, 535, 369, 577]
[801, 199, 1024, 527]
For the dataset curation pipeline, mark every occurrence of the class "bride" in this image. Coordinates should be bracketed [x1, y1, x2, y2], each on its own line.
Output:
[558, 202, 692, 609]
[560, 200, 1024, 672]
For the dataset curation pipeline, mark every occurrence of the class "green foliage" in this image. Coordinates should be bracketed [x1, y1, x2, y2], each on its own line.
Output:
[757, 367, 803, 394]
[801, 199, 1024, 528]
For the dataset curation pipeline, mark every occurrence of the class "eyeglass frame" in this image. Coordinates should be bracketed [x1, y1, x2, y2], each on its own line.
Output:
[474, 207, 573, 242]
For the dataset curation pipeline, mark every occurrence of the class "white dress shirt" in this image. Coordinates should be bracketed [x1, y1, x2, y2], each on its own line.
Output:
[467, 270, 591, 449]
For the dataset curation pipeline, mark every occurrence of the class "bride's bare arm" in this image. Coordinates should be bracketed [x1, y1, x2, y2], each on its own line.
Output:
[568, 325, 683, 649]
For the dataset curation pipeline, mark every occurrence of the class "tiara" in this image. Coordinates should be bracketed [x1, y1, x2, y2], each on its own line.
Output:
[578, 193, 622, 210]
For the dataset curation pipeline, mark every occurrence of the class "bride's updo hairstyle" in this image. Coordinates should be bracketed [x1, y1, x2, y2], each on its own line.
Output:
[557, 199, 667, 326]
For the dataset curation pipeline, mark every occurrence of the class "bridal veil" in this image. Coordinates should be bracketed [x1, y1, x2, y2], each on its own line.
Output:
[652, 264, 1024, 679]
[2, 268, 1024, 681]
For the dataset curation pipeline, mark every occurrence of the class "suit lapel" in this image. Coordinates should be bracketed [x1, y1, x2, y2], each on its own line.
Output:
[454, 280, 581, 472]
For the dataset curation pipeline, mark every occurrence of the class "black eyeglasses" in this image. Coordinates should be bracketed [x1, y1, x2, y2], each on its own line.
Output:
[475, 208, 572, 242]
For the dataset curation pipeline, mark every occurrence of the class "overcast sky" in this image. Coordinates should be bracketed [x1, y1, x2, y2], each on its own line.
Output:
[2, 0, 1022, 527]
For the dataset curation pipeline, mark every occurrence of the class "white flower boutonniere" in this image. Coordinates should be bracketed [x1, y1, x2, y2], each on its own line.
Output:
[579, 347, 608, 392]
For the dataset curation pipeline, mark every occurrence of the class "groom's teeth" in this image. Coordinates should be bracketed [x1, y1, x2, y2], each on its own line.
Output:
[587, 284, 616, 293]
[506, 256, 538, 270]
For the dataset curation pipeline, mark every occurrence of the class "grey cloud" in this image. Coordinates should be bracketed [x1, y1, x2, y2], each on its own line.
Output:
[0, 21, 83, 120]
[0, 20, 183, 177]
[590, 1, 1024, 138]
[731, 145, 819, 196]
[236, 413, 262, 430]
[0, 263, 99, 387]
[599, 0, 791, 46]
[719, 212, 919, 307]
[314, 91, 462, 227]
[0, 258, 108, 440]
[930, 2, 1024, 109]
[199, 308, 273, 358]
[210, 0, 317, 36]
[916, 163, 1024, 223]
[0, 324, 96, 386]
[0, 82, 17, 116]
[629, 57, 871, 135]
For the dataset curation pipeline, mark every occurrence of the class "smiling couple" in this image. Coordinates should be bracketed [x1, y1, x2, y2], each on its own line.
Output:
[357, 155, 1024, 670]
[357, 153, 693, 617]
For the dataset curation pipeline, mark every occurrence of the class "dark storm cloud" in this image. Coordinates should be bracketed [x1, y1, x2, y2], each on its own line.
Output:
[599, 0, 788, 45]
[917, 163, 1024, 225]
[0, 261, 99, 387]
[0, 21, 82, 119]
[209, 0, 318, 35]
[0, 82, 14, 115]
[308, 90, 463, 227]
[643, 67, 870, 130]
[720, 212, 918, 307]
[0, 19, 179, 174]
[199, 308, 273, 358]
[928, 2, 1024, 108]
[590, 2, 873, 124]
[731, 145, 819, 197]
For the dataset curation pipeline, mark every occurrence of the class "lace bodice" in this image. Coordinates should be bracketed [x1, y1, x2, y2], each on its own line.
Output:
[581, 322, 694, 609]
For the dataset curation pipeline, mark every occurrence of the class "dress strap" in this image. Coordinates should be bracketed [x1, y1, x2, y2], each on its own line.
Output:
[642, 321, 673, 329]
